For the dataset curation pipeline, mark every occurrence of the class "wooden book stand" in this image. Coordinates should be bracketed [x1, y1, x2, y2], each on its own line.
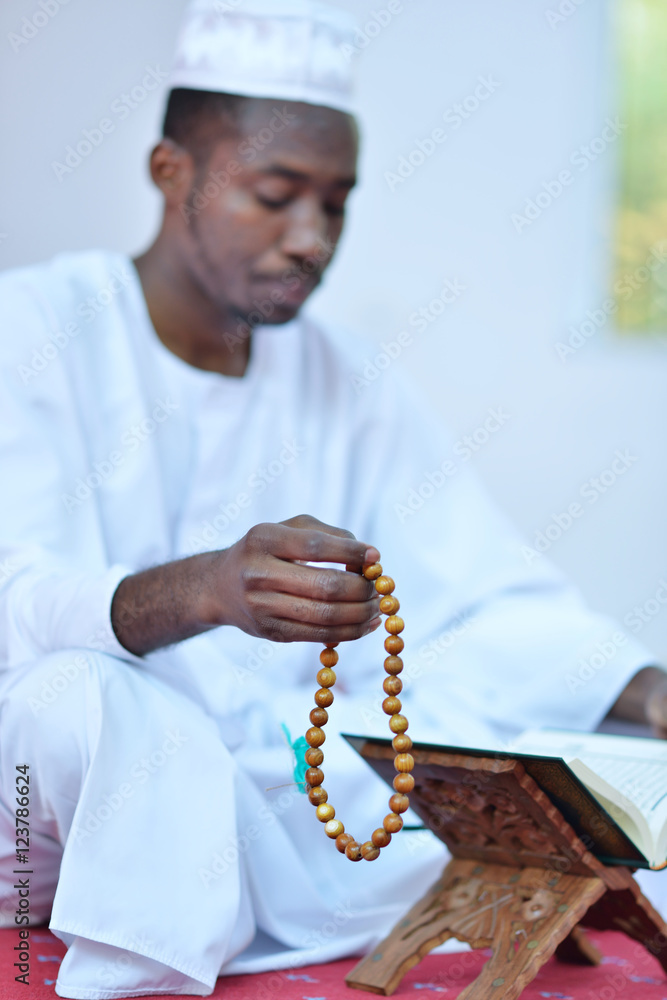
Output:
[344, 741, 667, 1000]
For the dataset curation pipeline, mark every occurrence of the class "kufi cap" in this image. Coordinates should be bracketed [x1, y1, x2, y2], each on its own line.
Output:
[168, 0, 358, 115]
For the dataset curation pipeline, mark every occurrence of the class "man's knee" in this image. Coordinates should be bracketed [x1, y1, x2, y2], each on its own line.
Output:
[1, 647, 92, 736]
[0, 649, 98, 807]
[3, 648, 90, 721]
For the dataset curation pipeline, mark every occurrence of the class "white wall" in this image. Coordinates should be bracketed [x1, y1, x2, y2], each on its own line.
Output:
[1, 0, 666, 655]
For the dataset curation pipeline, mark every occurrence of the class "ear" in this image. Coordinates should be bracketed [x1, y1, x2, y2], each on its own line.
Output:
[148, 139, 195, 207]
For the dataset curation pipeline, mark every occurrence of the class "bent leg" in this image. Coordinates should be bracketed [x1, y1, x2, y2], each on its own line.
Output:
[0, 650, 94, 927]
[0, 650, 255, 997]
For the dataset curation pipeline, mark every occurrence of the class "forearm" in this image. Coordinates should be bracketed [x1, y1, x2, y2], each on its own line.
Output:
[606, 665, 667, 727]
[112, 517, 381, 658]
[111, 553, 219, 657]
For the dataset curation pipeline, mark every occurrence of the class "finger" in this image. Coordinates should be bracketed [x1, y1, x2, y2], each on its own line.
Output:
[259, 593, 381, 627]
[281, 514, 355, 541]
[263, 616, 383, 645]
[249, 558, 378, 602]
[249, 523, 380, 568]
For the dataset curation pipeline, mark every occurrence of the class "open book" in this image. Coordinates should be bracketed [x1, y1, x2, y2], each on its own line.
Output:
[345, 729, 667, 870]
[510, 728, 667, 870]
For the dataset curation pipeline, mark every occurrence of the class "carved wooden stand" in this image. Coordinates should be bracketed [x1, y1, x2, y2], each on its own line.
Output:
[345, 749, 667, 1000]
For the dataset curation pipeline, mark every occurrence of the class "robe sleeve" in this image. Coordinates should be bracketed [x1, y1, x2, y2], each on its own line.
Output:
[340, 361, 655, 743]
[0, 273, 139, 669]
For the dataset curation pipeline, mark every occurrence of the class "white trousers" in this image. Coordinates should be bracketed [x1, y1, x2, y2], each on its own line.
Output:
[0, 649, 448, 998]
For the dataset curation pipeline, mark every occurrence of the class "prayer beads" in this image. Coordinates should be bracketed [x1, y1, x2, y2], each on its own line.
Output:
[304, 563, 414, 861]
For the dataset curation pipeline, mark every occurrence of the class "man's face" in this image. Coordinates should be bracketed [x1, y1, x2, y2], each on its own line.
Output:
[180, 99, 358, 329]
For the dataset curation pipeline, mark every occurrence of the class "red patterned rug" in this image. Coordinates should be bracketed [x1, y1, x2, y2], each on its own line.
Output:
[1, 929, 665, 999]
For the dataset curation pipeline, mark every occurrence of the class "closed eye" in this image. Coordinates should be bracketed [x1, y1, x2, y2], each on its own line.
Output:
[256, 194, 291, 210]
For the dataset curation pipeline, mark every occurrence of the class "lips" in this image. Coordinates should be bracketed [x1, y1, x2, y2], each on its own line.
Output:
[252, 273, 320, 307]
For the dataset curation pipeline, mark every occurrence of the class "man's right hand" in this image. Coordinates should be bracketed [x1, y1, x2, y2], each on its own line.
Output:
[111, 514, 382, 656]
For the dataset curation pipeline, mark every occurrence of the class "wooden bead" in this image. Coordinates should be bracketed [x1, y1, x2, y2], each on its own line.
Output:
[317, 667, 336, 688]
[316, 803, 335, 823]
[305, 726, 326, 747]
[394, 753, 415, 772]
[382, 696, 402, 716]
[345, 840, 362, 861]
[309, 707, 329, 727]
[305, 747, 324, 767]
[312, 566, 412, 862]
[393, 772, 415, 793]
[379, 596, 400, 615]
[383, 676, 402, 696]
[319, 648, 339, 668]
[305, 767, 324, 787]
[314, 687, 334, 708]
[371, 827, 392, 848]
[389, 714, 409, 734]
[389, 793, 410, 814]
[384, 615, 405, 635]
[362, 563, 383, 580]
[360, 841, 381, 861]
[384, 655, 404, 675]
[383, 813, 403, 834]
[336, 832, 355, 854]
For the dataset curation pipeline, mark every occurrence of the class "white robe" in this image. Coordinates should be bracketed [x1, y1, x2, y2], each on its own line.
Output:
[0, 250, 656, 997]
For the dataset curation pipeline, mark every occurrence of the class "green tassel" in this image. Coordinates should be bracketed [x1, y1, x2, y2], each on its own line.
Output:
[281, 723, 309, 793]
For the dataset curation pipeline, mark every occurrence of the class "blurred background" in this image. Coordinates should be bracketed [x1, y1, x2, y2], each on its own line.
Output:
[1, 0, 666, 655]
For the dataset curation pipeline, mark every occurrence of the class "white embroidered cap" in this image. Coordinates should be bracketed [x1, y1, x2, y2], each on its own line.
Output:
[168, 0, 358, 115]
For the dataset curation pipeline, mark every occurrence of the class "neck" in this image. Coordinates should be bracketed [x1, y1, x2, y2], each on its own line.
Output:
[133, 238, 252, 377]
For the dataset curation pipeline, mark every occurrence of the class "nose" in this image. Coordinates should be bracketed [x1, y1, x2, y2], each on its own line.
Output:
[279, 195, 330, 264]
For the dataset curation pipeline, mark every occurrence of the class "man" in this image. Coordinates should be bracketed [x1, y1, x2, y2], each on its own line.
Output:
[1, 1, 666, 996]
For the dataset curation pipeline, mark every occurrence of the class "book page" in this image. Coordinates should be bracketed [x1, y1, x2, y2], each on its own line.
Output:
[564, 759, 653, 864]
[512, 729, 667, 864]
